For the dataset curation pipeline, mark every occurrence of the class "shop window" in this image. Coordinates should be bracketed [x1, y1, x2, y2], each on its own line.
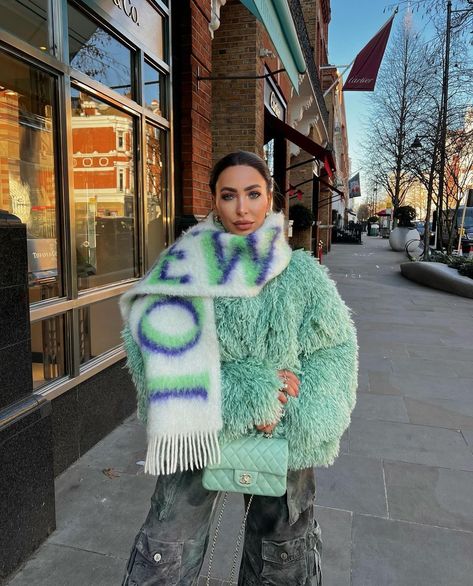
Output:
[79, 297, 122, 365]
[70, 87, 137, 290]
[145, 123, 166, 265]
[0, 50, 61, 303]
[0, 0, 51, 54]
[31, 314, 66, 389]
[68, 3, 134, 99]
[143, 61, 165, 117]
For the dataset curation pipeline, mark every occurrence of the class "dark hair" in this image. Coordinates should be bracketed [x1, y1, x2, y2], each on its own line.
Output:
[209, 151, 273, 196]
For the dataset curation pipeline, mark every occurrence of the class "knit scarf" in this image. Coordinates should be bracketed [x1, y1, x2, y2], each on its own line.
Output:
[120, 212, 292, 475]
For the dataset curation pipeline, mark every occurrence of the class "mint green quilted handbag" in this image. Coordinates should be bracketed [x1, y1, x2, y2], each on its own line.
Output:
[202, 435, 289, 497]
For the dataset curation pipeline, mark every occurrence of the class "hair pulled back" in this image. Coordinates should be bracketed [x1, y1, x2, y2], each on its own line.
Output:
[209, 151, 273, 196]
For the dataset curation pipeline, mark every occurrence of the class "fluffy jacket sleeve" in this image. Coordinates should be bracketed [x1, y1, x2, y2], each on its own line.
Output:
[122, 324, 148, 423]
[219, 358, 282, 440]
[283, 253, 359, 469]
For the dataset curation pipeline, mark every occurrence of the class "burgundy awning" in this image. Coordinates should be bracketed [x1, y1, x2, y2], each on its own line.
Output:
[265, 111, 335, 177]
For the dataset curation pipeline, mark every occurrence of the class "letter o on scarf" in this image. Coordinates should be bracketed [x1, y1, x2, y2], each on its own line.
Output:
[138, 297, 203, 355]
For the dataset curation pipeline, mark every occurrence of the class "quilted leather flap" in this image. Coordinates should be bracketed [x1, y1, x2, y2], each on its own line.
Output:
[210, 436, 288, 475]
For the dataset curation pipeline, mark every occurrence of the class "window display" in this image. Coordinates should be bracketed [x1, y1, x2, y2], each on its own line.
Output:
[0, 50, 61, 302]
[70, 88, 137, 289]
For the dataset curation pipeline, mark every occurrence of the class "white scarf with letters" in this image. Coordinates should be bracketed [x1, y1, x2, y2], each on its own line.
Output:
[120, 212, 291, 475]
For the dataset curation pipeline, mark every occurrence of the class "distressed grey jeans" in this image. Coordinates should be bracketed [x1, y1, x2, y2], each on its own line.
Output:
[122, 468, 322, 585]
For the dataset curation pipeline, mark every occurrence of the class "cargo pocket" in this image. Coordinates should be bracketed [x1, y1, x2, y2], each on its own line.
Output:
[261, 536, 308, 586]
[125, 531, 182, 586]
[306, 522, 323, 586]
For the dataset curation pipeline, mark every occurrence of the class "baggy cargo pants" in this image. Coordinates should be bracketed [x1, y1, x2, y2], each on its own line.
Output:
[122, 467, 322, 585]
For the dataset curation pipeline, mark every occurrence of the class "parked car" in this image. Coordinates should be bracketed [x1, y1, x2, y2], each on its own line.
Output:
[414, 221, 434, 238]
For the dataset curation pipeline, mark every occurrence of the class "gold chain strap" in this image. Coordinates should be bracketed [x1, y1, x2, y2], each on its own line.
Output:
[205, 492, 254, 585]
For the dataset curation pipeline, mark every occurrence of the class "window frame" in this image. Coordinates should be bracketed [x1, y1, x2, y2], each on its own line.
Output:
[0, 0, 174, 396]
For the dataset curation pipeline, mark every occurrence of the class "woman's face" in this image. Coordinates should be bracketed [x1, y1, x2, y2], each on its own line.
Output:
[213, 165, 272, 235]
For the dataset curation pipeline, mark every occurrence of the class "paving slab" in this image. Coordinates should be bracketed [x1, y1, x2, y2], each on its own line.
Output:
[367, 372, 402, 395]
[384, 460, 473, 532]
[339, 429, 350, 454]
[316, 454, 387, 516]
[357, 324, 456, 346]
[352, 392, 409, 423]
[405, 396, 473, 430]
[349, 419, 473, 470]
[403, 343, 473, 363]
[394, 372, 473, 402]
[51, 463, 156, 560]
[357, 340, 409, 359]
[462, 428, 473, 454]
[391, 355, 468, 378]
[77, 419, 147, 474]
[314, 506, 352, 586]
[6, 543, 123, 586]
[351, 514, 473, 586]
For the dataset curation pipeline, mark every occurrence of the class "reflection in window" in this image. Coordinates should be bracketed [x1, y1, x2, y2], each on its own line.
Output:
[68, 3, 133, 98]
[79, 297, 122, 364]
[146, 124, 166, 265]
[143, 61, 164, 116]
[70, 88, 137, 289]
[0, 0, 51, 53]
[263, 139, 275, 177]
[31, 314, 66, 389]
[0, 50, 61, 303]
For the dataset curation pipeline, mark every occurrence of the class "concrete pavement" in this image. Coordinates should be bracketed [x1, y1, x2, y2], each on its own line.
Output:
[6, 234, 473, 586]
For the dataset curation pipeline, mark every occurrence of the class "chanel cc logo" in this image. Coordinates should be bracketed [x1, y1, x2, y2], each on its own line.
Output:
[239, 473, 252, 485]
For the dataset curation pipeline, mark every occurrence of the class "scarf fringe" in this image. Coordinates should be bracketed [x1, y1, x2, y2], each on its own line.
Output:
[145, 431, 221, 475]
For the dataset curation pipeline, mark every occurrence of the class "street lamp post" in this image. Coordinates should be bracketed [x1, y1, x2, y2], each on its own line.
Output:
[437, 0, 471, 250]
[436, 0, 452, 251]
[411, 132, 440, 260]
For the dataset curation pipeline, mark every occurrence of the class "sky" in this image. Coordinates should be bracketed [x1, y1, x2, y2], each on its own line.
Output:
[328, 0, 437, 203]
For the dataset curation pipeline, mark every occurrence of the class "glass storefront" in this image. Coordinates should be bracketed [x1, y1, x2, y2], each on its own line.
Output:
[0, 1, 52, 54]
[31, 314, 66, 389]
[145, 123, 166, 264]
[0, 51, 61, 303]
[0, 0, 171, 393]
[68, 3, 134, 98]
[70, 88, 138, 289]
[79, 296, 122, 364]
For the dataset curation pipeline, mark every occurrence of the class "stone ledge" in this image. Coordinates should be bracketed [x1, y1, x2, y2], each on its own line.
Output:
[400, 261, 473, 299]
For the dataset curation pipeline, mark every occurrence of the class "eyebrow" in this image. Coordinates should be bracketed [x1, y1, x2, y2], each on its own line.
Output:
[219, 184, 262, 192]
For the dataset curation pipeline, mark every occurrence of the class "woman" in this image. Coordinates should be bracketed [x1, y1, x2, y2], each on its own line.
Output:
[120, 151, 358, 585]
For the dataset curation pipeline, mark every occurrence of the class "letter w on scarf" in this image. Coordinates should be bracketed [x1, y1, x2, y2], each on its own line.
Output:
[120, 213, 291, 475]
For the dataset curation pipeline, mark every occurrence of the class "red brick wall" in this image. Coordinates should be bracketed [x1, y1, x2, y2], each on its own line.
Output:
[211, 0, 291, 164]
[211, 1, 261, 162]
[177, 0, 213, 217]
[176, 0, 293, 216]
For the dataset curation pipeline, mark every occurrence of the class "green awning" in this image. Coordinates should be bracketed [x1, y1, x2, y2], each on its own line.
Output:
[240, 0, 306, 91]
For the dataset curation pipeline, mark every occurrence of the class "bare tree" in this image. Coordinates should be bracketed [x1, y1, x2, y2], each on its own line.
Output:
[363, 14, 428, 222]
[356, 203, 370, 221]
[386, 0, 473, 39]
[404, 19, 472, 253]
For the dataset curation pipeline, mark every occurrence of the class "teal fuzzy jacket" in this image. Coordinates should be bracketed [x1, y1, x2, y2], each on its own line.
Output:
[125, 248, 358, 471]
[214, 249, 358, 470]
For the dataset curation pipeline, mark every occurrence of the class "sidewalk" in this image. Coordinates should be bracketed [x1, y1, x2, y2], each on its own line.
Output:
[7, 234, 473, 586]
